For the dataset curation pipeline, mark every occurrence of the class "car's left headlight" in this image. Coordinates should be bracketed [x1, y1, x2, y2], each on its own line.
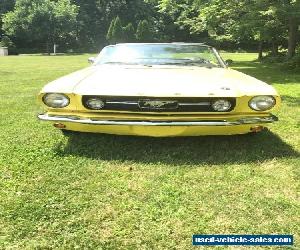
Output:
[43, 93, 70, 108]
[249, 96, 276, 111]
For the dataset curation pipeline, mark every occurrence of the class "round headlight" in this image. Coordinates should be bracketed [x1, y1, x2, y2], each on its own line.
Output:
[212, 99, 232, 112]
[249, 96, 276, 111]
[43, 93, 70, 108]
[86, 97, 105, 110]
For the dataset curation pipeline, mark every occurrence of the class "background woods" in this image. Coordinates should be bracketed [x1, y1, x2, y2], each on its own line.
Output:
[0, 0, 299, 62]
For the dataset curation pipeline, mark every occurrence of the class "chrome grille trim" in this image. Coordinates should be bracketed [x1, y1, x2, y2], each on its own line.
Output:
[178, 102, 211, 106]
[106, 101, 138, 105]
[105, 101, 211, 106]
[82, 96, 236, 112]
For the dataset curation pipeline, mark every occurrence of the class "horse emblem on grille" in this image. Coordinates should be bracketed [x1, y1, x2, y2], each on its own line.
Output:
[138, 100, 178, 110]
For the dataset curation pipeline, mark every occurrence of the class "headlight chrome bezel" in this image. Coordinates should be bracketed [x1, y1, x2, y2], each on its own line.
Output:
[249, 96, 276, 111]
[42, 93, 70, 108]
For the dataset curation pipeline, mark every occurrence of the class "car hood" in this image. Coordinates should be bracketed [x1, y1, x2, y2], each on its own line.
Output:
[42, 65, 278, 97]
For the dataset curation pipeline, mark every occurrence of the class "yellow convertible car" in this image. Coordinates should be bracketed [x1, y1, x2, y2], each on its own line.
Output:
[38, 43, 280, 137]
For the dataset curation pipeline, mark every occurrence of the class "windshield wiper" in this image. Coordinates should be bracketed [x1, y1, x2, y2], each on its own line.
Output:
[102, 61, 140, 65]
[157, 62, 220, 68]
[102, 62, 154, 67]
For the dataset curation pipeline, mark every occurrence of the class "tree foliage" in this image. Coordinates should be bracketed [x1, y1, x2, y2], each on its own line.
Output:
[71, 0, 158, 50]
[3, 0, 78, 52]
[106, 17, 116, 44]
[0, 35, 14, 48]
[0, 0, 15, 37]
[123, 23, 136, 42]
[156, 0, 300, 58]
[111, 16, 124, 44]
[0, 0, 299, 58]
[136, 20, 153, 42]
[107, 16, 130, 44]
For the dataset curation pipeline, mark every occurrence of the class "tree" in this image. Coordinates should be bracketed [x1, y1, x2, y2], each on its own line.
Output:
[0, 0, 15, 16]
[275, 0, 300, 58]
[156, 0, 299, 58]
[3, 0, 78, 53]
[111, 16, 124, 43]
[72, 0, 159, 50]
[287, 17, 298, 58]
[70, 0, 105, 51]
[136, 20, 152, 42]
[155, 0, 205, 42]
[0, 36, 14, 47]
[123, 23, 135, 42]
[0, 0, 15, 37]
[106, 16, 124, 44]
[106, 17, 116, 43]
[198, 0, 287, 59]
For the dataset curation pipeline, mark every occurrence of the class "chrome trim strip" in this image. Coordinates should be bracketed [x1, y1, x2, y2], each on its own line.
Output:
[104, 101, 211, 106]
[106, 101, 139, 105]
[38, 114, 278, 126]
[178, 102, 211, 106]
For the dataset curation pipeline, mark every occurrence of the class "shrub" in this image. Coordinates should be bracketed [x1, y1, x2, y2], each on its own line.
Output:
[260, 50, 300, 70]
[281, 54, 300, 70]
[0, 36, 14, 48]
[261, 53, 286, 63]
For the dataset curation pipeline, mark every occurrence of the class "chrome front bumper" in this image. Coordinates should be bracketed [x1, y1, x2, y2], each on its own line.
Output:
[38, 114, 278, 126]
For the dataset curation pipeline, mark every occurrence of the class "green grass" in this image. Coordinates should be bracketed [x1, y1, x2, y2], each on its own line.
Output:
[0, 53, 299, 249]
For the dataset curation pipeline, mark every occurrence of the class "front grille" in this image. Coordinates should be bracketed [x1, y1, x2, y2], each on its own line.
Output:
[82, 96, 236, 112]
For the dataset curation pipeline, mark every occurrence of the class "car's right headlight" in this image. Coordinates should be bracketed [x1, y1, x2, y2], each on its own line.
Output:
[43, 93, 70, 108]
[249, 96, 276, 111]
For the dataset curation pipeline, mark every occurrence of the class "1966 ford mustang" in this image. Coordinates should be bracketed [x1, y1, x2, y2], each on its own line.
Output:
[38, 43, 280, 137]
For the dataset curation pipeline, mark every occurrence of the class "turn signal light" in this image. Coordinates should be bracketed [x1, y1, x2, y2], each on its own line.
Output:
[250, 126, 264, 133]
[54, 123, 66, 129]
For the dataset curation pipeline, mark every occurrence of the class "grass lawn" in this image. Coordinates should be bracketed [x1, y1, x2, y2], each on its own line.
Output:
[0, 53, 299, 249]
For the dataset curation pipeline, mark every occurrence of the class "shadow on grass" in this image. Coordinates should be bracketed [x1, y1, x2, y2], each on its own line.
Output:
[55, 131, 299, 165]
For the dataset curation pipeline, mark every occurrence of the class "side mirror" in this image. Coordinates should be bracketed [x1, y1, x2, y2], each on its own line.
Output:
[225, 59, 233, 66]
[88, 57, 95, 64]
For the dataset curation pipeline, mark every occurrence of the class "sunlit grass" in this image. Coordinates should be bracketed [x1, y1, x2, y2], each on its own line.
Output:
[221, 52, 259, 62]
[0, 53, 299, 249]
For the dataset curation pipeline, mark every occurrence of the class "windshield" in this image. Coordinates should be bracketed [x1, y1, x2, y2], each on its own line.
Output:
[95, 44, 225, 68]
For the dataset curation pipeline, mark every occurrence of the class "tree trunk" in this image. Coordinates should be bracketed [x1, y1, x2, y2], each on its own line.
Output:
[258, 40, 263, 60]
[287, 17, 297, 59]
[46, 41, 50, 55]
[272, 41, 278, 55]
